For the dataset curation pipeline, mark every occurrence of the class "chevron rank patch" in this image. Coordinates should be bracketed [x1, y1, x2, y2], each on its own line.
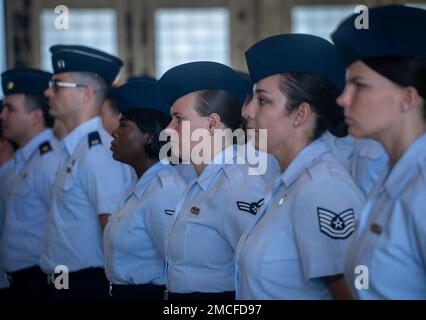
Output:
[317, 207, 355, 239]
[237, 198, 264, 215]
[165, 209, 175, 216]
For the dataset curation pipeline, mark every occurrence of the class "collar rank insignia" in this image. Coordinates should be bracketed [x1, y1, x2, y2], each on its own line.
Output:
[39, 141, 52, 155]
[317, 207, 355, 239]
[237, 198, 264, 215]
[191, 207, 200, 215]
[88, 131, 102, 148]
[165, 209, 175, 216]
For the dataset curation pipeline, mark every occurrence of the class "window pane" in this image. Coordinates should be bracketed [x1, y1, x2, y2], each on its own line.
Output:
[40, 8, 117, 71]
[292, 5, 355, 41]
[407, 3, 426, 9]
[155, 7, 230, 77]
[0, 0, 6, 98]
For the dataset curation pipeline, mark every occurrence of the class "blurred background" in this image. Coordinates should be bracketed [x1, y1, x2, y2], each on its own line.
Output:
[1, 0, 426, 93]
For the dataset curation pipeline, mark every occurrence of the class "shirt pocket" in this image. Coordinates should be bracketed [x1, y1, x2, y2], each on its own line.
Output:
[11, 178, 30, 221]
[262, 224, 299, 262]
[14, 177, 30, 197]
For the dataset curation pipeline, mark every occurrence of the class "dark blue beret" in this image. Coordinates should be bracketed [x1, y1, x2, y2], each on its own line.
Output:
[110, 78, 170, 115]
[331, 5, 426, 67]
[158, 61, 248, 106]
[1, 68, 52, 96]
[128, 74, 156, 82]
[245, 34, 345, 91]
[50, 44, 123, 84]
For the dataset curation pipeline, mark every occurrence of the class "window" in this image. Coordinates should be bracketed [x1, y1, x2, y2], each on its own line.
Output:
[0, 0, 6, 98]
[407, 3, 426, 9]
[292, 5, 355, 41]
[40, 8, 117, 71]
[155, 7, 230, 77]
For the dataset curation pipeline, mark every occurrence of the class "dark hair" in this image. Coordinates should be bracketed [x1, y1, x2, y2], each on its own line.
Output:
[279, 73, 343, 140]
[24, 94, 54, 128]
[192, 89, 243, 130]
[104, 89, 119, 113]
[122, 108, 171, 160]
[363, 56, 426, 120]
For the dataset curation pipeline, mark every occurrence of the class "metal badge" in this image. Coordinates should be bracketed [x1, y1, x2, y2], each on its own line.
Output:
[278, 195, 287, 205]
[370, 223, 382, 235]
[57, 59, 65, 68]
[191, 207, 200, 215]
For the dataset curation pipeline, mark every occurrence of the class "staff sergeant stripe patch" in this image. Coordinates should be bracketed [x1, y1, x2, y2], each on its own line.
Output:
[317, 207, 355, 239]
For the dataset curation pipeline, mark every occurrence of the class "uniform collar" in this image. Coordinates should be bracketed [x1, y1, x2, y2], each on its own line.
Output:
[133, 161, 168, 199]
[278, 136, 330, 188]
[0, 157, 14, 174]
[62, 117, 102, 156]
[383, 132, 426, 198]
[195, 144, 238, 192]
[15, 128, 54, 162]
[356, 138, 386, 160]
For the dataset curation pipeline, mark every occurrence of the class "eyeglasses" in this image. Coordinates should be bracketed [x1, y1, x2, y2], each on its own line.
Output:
[48, 80, 88, 90]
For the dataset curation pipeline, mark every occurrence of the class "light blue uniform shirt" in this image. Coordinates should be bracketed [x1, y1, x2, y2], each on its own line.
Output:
[165, 145, 266, 293]
[322, 131, 354, 171]
[344, 133, 426, 300]
[323, 132, 389, 197]
[349, 138, 388, 197]
[0, 129, 60, 272]
[104, 162, 186, 285]
[235, 136, 365, 299]
[173, 163, 197, 184]
[0, 158, 14, 289]
[0, 158, 15, 235]
[39, 117, 132, 273]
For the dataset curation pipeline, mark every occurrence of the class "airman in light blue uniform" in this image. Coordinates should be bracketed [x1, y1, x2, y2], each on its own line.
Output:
[344, 134, 426, 299]
[236, 34, 365, 299]
[39, 45, 132, 299]
[0, 68, 59, 298]
[103, 78, 186, 300]
[236, 136, 364, 299]
[39, 117, 131, 272]
[0, 128, 60, 273]
[332, 5, 426, 299]
[158, 62, 266, 300]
